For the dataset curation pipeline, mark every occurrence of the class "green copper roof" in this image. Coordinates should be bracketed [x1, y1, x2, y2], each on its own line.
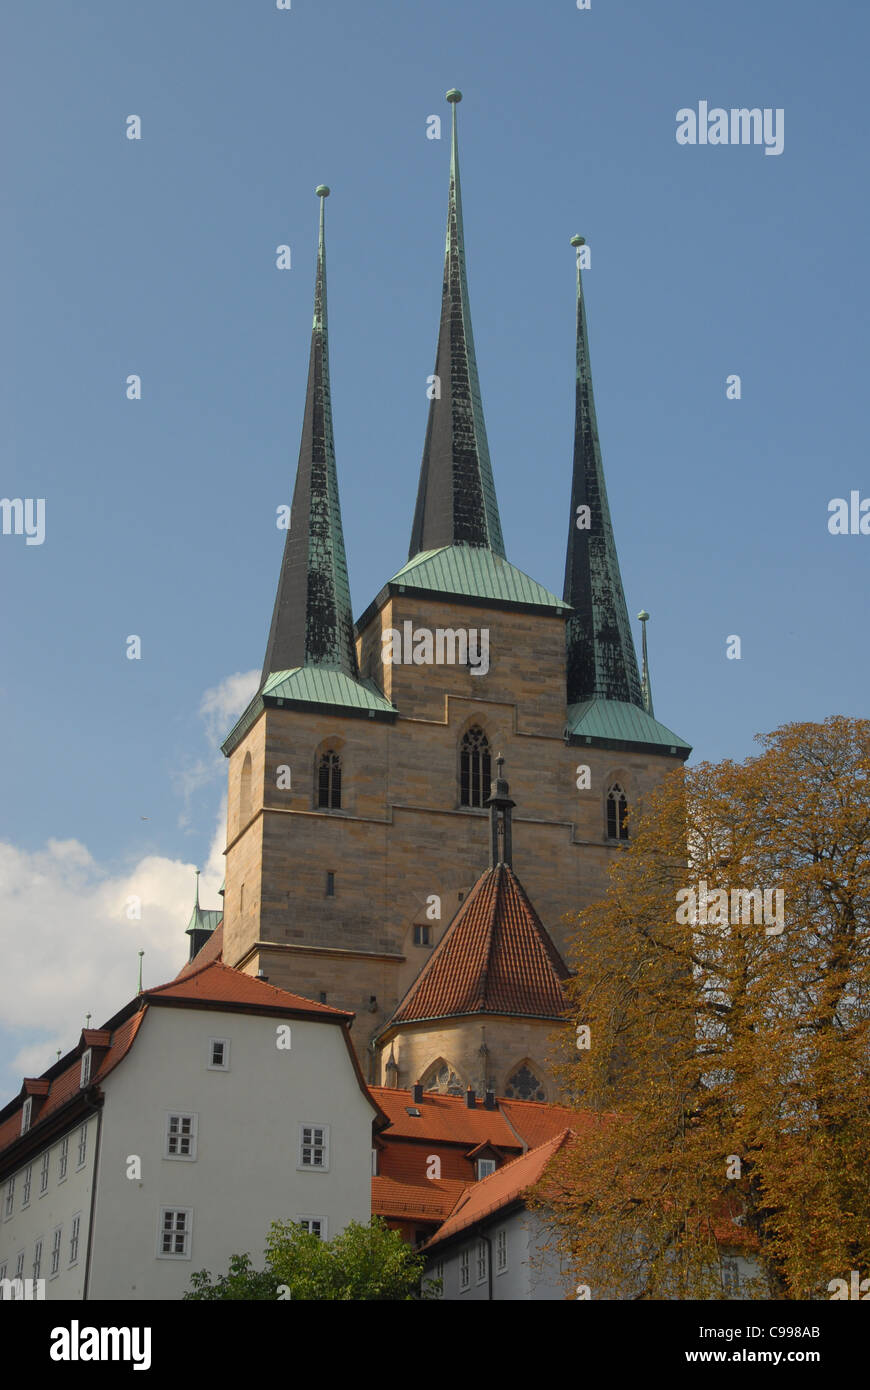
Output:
[260, 188, 359, 685]
[389, 544, 566, 611]
[262, 667, 395, 712]
[409, 91, 505, 560]
[221, 667, 396, 757]
[563, 238, 643, 707]
[185, 907, 222, 937]
[566, 699, 690, 756]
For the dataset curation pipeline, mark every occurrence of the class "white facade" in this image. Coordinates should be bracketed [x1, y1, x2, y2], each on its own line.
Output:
[0, 1114, 96, 1300]
[425, 1210, 575, 1301]
[1, 997, 376, 1300]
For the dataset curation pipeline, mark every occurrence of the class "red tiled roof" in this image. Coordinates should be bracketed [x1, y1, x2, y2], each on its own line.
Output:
[174, 921, 224, 979]
[500, 1099, 595, 1149]
[146, 960, 351, 1019]
[422, 1130, 574, 1250]
[0, 1010, 146, 1158]
[372, 1175, 469, 1222]
[389, 863, 570, 1025]
[370, 1087, 523, 1149]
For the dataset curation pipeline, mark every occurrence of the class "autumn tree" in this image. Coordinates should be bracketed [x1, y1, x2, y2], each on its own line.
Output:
[534, 717, 870, 1300]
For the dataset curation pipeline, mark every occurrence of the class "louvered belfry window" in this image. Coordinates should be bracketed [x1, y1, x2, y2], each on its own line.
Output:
[460, 727, 491, 808]
[318, 751, 342, 809]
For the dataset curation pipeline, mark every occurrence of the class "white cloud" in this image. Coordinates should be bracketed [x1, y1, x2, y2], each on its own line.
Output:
[173, 670, 259, 817]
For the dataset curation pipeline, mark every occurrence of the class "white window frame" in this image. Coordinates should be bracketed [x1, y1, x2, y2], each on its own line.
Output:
[459, 1246, 470, 1291]
[164, 1112, 198, 1161]
[76, 1122, 87, 1169]
[433, 1259, 444, 1298]
[476, 1158, 496, 1180]
[4, 1176, 15, 1218]
[58, 1136, 69, 1182]
[69, 1213, 81, 1267]
[32, 1239, 43, 1282]
[157, 1207, 193, 1260]
[21, 1097, 32, 1134]
[297, 1215, 328, 1240]
[476, 1237, 488, 1284]
[49, 1226, 62, 1278]
[207, 1038, 230, 1071]
[15, 1251, 24, 1280]
[80, 1049, 92, 1088]
[297, 1123, 330, 1172]
[22, 1165, 32, 1208]
[496, 1227, 508, 1273]
[39, 1151, 49, 1195]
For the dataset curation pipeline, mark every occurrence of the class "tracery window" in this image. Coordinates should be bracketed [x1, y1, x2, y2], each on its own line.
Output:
[421, 1060, 465, 1096]
[606, 783, 629, 841]
[318, 751, 342, 809]
[460, 727, 491, 808]
[504, 1063, 546, 1103]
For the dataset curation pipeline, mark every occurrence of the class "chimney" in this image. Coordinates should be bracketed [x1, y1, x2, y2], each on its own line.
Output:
[465, 1087, 476, 1109]
[412, 1083, 424, 1105]
[484, 1090, 496, 1110]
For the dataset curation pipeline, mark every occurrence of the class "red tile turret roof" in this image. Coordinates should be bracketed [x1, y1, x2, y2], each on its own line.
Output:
[388, 863, 570, 1025]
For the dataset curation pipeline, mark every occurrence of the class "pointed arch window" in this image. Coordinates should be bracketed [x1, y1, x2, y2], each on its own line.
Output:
[504, 1063, 546, 1103]
[239, 752, 252, 824]
[420, 1060, 465, 1097]
[318, 751, 342, 809]
[606, 783, 629, 841]
[460, 727, 491, 808]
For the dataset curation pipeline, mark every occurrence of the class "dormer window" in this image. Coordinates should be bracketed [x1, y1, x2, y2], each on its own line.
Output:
[476, 1158, 496, 1180]
[79, 1049, 92, 1089]
[20, 1098, 32, 1135]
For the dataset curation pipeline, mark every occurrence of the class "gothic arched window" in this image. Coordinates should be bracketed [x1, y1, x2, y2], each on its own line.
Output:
[239, 751, 252, 824]
[460, 727, 491, 808]
[606, 783, 629, 841]
[420, 1059, 465, 1096]
[318, 750, 342, 809]
[504, 1062, 546, 1103]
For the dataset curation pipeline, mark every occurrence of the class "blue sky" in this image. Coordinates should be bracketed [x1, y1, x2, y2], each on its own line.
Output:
[1, 0, 867, 1090]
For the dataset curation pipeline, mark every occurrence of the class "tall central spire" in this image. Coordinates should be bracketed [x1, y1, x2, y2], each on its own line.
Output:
[409, 90, 505, 561]
[563, 235, 642, 707]
[261, 186, 359, 686]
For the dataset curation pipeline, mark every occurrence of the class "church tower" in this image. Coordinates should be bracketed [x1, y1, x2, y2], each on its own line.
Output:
[219, 94, 690, 1080]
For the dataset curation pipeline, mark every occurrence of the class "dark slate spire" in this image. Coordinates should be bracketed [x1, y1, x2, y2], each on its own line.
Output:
[409, 90, 505, 561]
[261, 186, 359, 686]
[564, 235, 642, 707]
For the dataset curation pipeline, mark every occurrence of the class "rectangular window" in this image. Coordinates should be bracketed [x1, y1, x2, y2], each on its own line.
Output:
[208, 1038, 230, 1070]
[496, 1229, 507, 1273]
[371, 1149, 379, 1177]
[32, 1240, 43, 1281]
[298, 1124, 329, 1170]
[50, 1227, 62, 1277]
[4, 1176, 15, 1218]
[22, 1165, 32, 1208]
[58, 1136, 69, 1182]
[434, 1259, 444, 1298]
[69, 1214, 81, 1266]
[476, 1238, 488, 1284]
[39, 1152, 49, 1195]
[476, 1158, 496, 1180]
[15, 1251, 24, 1280]
[158, 1208, 192, 1259]
[459, 1247, 470, 1291]
[80, 1049, 92, 1088]
[413, 924, 432, 946]
[77, 1123, 87, 1169]
[297, 1216, 327, 1239]
[325, 871, 335, 897]
[21, 1097, 32, 1134]
[165, 1113, 198, 1160]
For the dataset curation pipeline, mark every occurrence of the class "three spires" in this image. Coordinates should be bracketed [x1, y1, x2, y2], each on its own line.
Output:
[260, 92, 648, 711]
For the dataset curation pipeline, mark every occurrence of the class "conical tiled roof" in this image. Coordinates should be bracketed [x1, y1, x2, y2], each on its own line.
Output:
[389, 863, 570, 1025]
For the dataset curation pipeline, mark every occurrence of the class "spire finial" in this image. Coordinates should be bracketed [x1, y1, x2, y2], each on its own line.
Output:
[485, 755, 516, 867]
[638, 610, 654, 716]
[85, 1013, 91, 1029]
[137, 950, 144, 994]
[194, 868, 200, 909]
